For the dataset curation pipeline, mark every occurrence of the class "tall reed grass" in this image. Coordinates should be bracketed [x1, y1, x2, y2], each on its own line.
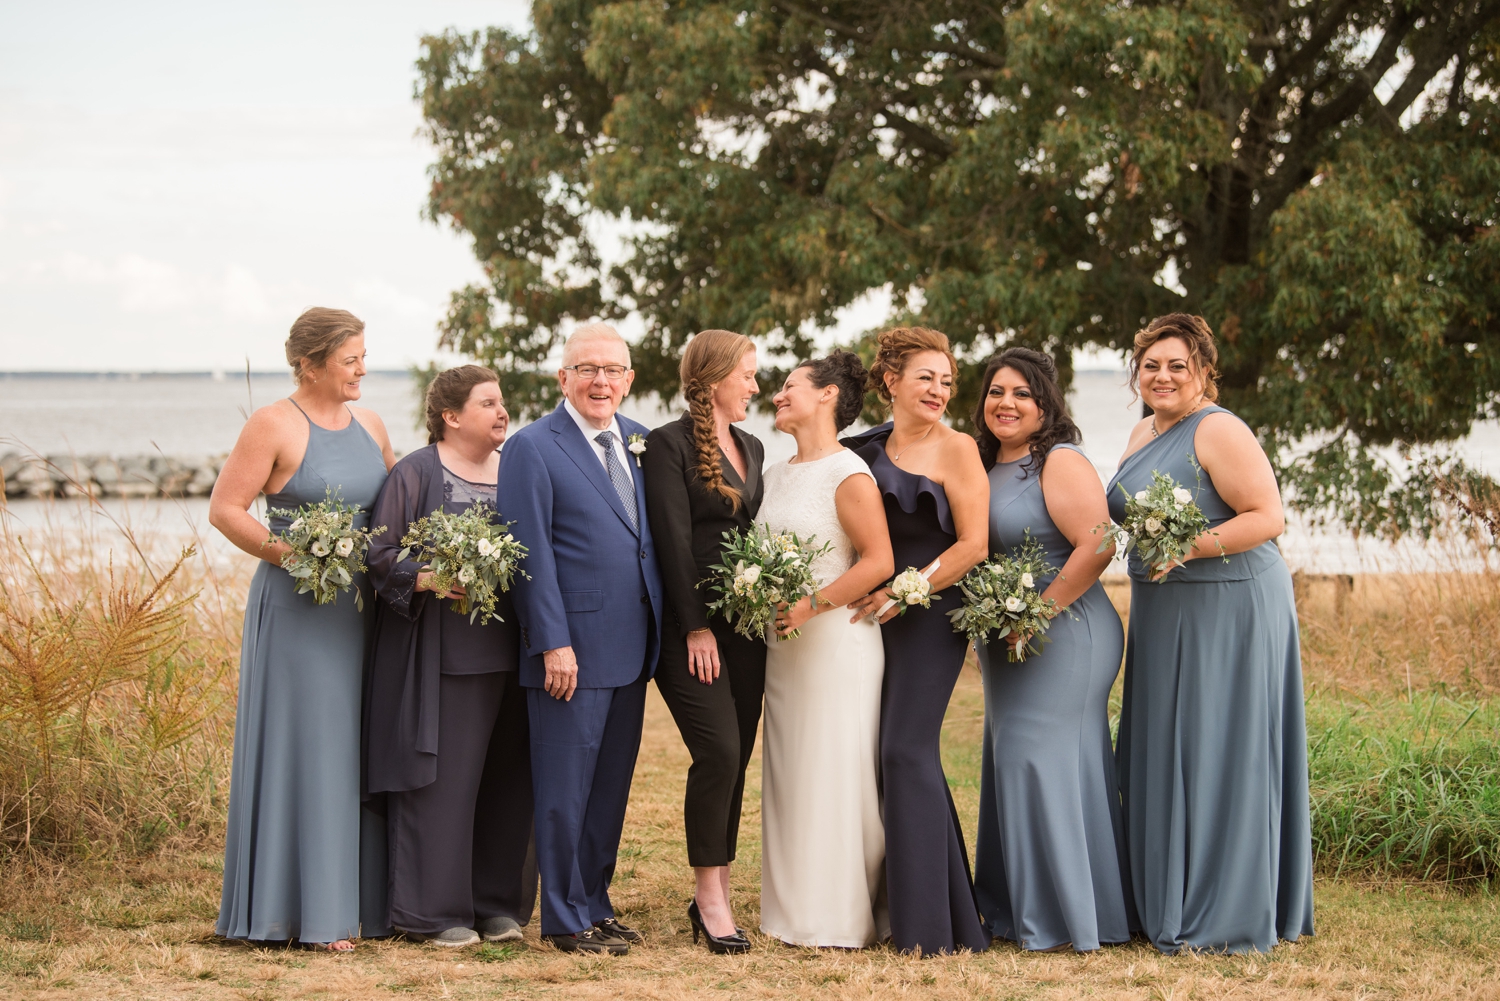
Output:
[0, 504, 239, 860]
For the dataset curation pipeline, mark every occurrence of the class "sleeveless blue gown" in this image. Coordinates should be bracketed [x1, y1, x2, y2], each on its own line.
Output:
[974, 444, 1135, 951]
[1106, 405, 1313, 954]
[217, 405, 391, 944]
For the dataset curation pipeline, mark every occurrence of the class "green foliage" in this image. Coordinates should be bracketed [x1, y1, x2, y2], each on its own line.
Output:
[417, 2, 1500, 532]
[1308, 691, 1500, 885]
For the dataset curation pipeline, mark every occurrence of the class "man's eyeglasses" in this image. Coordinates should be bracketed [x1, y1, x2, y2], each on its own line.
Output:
[563, 364, 629, 381]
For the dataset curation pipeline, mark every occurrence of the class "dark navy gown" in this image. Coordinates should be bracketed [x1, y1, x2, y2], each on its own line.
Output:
[847, 425, 990, 956]
[1107, 405, 1314, 954]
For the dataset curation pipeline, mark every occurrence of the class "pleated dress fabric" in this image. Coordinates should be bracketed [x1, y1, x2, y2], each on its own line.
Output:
[973, 444, 1135, 951]
[1107, 405, 1314, 954]
[217, 407, 390, 944]
[757, 449, 889, 949]
[846, 426, 990, 956]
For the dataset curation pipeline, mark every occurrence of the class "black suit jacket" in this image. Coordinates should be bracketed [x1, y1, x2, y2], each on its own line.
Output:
[642, 413, 765, 637]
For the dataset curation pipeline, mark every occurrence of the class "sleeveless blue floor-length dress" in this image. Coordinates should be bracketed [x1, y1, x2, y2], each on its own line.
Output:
[1106, 405, 1313, 954]
[217, 403, 391, 944]
[846, 425, 991, 956]
[973, 444, 1135, 951]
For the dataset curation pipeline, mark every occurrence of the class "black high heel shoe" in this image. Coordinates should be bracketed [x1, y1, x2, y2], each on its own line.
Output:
[688, 900, 750, 955]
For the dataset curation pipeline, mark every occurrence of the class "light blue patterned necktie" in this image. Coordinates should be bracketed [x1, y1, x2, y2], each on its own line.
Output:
[594, 430, 639, 532]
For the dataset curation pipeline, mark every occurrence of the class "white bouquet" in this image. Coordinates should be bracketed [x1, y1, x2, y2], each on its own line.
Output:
[269, 490, 386, 610]
[886, 565, 938, 613]
[947, 534, 1060, 662]
[1095, 460, 1224, 581]
[702, 525, 832, 641]
[398, 502, 530, 624]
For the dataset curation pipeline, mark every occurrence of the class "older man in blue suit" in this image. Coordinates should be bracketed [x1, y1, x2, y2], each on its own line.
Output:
[496, 323, 664, 955]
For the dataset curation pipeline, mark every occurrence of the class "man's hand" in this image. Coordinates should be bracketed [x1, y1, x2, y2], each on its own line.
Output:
[543, 646, 579, 701]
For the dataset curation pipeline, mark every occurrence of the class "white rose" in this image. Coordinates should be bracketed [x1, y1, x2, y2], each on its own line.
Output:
[737, 564, 762, 586]
[1005, 595, 1024, 612]
[289, 517, 305, 532]
[458, 566, 475, 583]
[1144, 517, 1164, 536]
[335, 536, 355, 557]
[1172, 487, 1194, 505]
[628, 440, 646, 455]
[1135, 490, 1149, 502]
[905, 591, 924, 605]
[310, 539, 330, 557]
[1020, 572, 1034, 589]
[476, 538, 495, 557]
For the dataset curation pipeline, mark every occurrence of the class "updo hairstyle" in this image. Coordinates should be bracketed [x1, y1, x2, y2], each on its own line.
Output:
[1129, 313, 1220, 404]
[972, 347, 1081, 473]
[285, 307, 365, 385]
[424, 364, 501, 444]
[797, 351, 868, 432]
[680, 329, 756, 511]
[866, 326, 959, 404]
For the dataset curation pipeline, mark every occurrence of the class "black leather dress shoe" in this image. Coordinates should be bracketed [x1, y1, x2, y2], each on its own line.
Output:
[542, 927, 629, 955]
[593, 918, 643, 944]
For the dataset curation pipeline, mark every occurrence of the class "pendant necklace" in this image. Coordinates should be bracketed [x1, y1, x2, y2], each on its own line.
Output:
[891, 425, 934, 461]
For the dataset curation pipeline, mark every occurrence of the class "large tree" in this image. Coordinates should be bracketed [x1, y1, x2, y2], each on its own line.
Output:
[417, 1, 1500, 535]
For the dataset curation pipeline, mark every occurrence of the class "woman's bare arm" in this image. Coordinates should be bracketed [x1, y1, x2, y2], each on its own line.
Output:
[773, 472, 894, 636]
[1039, 447, 1115, 609]
[208, 404, 304, 564]
[1188, 413, 1284, 559]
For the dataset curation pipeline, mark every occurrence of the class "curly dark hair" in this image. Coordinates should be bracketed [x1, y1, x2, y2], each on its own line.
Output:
[798, 351, 868, 431]
[972, 348, 1081, 473]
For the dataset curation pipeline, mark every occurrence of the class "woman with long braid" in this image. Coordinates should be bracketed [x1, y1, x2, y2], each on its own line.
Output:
[641, 330, 766, 954]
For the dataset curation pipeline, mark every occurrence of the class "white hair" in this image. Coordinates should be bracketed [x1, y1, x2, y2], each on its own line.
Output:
[562, 323, 631, 367]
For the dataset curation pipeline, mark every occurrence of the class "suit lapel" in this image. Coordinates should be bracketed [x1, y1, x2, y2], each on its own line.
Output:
[549, 407, 640, 536]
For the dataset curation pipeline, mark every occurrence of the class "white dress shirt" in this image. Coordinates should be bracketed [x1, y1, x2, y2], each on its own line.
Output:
[563, 399, 633, 474]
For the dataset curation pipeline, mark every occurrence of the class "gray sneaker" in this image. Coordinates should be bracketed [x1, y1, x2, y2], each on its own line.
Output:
[406, 926, 480, 947]
[477, 916, 524, 943]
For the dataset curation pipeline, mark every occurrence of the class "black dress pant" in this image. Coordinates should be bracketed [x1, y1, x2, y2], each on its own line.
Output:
[387, 671, 537, 934]
[654, 621, 766, 867]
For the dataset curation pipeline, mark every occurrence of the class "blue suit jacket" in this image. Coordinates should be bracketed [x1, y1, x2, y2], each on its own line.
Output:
[496, 404, 663, 689]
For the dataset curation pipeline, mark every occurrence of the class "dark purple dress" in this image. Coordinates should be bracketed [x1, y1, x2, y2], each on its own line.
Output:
[846, 424, 991, 956]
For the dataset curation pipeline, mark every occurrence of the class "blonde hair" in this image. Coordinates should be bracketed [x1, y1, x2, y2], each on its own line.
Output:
[285, 307, 364, 385]
[680, 330, 755, 511]
[867, 326, 958, 403]
[1129, 313, 1221, 404]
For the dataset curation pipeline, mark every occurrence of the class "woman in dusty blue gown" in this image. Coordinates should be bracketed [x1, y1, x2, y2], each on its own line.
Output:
[970, 348, 1134, 952]
[209, 309, 395, 948]
[1107, 314, 1313, 954]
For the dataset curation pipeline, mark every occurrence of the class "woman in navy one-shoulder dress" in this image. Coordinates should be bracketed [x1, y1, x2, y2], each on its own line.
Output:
[970, 348, 1135, 952]
[1107, 314, 1313, 954]
[210, 309, 396, 950]
[846, 327, 991, 956]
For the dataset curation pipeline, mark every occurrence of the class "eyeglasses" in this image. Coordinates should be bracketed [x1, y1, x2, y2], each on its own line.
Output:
[563, 364, 629, 381]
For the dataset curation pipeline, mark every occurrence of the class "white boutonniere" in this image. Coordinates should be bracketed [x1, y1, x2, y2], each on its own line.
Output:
[627, 433, 647, 467]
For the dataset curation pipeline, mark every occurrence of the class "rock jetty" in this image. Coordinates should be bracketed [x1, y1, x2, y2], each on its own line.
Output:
[0, 452, 225, 499]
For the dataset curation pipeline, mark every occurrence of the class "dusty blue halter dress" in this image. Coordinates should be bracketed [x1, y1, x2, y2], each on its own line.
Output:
[974, 444, 1135, 951]
[1106, 405, 1313, 954]
[217, 403, 391, 944]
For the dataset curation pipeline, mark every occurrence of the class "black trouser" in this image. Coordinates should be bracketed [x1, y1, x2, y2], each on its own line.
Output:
[387, 671, 537, 934]
[654, 621, 766, 868]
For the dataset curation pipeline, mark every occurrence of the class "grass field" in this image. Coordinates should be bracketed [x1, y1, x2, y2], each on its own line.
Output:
[2, 522, 1499, 999]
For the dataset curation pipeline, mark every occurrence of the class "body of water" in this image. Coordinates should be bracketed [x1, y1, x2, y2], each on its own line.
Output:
[2, 370, 1494, 574]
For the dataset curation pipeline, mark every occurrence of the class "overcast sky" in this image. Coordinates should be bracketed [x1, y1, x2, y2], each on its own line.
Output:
[0, 1, 531, 372]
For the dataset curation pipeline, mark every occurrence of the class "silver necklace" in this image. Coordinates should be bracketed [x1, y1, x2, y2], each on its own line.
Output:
[890, 425, 934, 461]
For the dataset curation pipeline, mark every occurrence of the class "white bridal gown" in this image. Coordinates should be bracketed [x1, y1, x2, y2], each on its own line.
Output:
[758, 448, 888, 948]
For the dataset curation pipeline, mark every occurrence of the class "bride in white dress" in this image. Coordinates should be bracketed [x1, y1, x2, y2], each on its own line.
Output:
[757, 352, 895, 948]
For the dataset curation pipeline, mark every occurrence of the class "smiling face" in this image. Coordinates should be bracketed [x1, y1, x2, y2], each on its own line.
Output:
[302, 333, 367, 402]
[559, 332, 634, 429]
[444, 380, 509, 449]
[1137, 335, 1206, 419]
[772, 366, 835, 435]
[984, 366, 1043, 450]
[884, 349, 953, 424]
[711, 348, 759, 424]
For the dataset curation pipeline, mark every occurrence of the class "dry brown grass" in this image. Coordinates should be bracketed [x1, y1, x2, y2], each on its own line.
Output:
[2, 518, 1498, 998]
[2, 668, 1499, 999]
